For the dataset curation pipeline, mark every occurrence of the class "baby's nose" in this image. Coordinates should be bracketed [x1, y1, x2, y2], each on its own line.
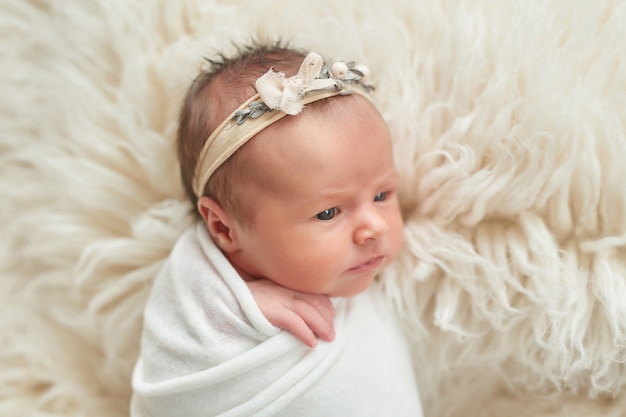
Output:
[353, 209, 388, 245]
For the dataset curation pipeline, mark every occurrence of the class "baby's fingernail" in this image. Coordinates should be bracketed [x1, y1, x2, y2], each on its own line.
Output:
[322, 331, 335, 342]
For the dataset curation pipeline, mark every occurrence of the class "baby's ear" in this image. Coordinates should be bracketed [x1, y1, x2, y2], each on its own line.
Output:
[197, 196, 240, 252]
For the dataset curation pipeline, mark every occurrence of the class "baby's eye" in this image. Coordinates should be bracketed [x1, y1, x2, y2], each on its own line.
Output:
[374, 192, 388, 202]
[316, 208, 337, 221]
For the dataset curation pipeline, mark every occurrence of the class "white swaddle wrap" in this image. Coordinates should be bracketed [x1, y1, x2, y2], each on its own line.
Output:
[131, 223, 423, 417]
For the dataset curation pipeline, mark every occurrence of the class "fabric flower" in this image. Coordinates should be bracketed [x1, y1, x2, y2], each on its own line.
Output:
[255, 52, 340, 115]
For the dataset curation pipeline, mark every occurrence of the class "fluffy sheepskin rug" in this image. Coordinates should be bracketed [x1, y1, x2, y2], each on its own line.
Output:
[2, 1, 626, 416]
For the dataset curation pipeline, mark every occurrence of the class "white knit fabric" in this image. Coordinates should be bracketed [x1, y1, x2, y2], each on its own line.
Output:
[131, 224, 423, 417]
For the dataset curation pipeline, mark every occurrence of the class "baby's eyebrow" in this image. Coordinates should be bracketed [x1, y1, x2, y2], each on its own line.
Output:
[376, 169, 399, 184]
[309, 189, 349, 205]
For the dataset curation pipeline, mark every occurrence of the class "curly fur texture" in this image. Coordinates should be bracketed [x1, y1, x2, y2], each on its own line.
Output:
[1, 1, 625, 416]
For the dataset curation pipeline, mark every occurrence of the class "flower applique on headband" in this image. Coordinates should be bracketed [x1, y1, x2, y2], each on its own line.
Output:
[192, 51, 374, 197]
[233, 52, 373, 124]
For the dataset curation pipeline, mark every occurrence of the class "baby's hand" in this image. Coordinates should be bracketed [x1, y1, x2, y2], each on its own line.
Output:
[247, 279, 335, 347]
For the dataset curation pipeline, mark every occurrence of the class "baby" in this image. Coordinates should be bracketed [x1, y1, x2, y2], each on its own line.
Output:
[131, 43, 423, 417]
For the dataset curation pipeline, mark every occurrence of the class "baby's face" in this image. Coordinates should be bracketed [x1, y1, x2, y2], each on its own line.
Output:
[230, 97, 404, 297]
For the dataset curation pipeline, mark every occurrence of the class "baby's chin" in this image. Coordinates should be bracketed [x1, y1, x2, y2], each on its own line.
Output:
[327, 273, 377, 298]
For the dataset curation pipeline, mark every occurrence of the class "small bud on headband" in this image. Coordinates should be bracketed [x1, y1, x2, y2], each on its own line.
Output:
[192, 52, 373, 198]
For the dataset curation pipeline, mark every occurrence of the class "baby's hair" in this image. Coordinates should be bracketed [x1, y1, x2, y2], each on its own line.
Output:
[177, 40, 308, 221]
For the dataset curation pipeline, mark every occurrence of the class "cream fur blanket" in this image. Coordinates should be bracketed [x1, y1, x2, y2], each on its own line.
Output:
[1, 1, 625, 416]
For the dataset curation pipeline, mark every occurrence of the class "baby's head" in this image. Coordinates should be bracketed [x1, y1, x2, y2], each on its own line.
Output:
[177, 43, 404, 297]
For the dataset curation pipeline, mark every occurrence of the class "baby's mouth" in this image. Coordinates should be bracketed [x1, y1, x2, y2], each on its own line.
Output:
[347, 256, 384, 273]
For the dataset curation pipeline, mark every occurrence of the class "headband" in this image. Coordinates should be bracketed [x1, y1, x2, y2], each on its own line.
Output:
[192, 52, 373, 198]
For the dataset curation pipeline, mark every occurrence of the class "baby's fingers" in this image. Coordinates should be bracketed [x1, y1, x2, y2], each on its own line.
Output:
[297, 292, 335, 323]
[246, 278, 336, 347]
[272, 311, 319, 348]
[289, 296, 335, 343]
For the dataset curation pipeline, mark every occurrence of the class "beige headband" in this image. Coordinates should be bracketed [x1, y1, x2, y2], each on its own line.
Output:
[192, 52, 373, 198]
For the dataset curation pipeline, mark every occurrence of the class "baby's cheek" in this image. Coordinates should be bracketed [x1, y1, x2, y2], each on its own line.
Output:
[390, 217, 405, 256]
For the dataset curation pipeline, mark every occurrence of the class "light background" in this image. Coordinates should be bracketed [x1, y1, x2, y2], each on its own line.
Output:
[2, 1, 626, 416]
